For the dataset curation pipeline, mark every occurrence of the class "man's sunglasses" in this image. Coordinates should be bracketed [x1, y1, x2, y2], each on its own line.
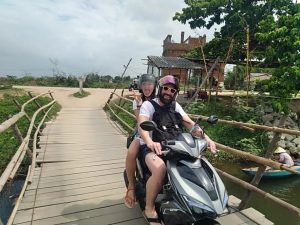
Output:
[162, 86, 177, 94]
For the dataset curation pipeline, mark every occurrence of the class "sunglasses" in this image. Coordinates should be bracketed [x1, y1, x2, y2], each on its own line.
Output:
[162, 86, 177, 94]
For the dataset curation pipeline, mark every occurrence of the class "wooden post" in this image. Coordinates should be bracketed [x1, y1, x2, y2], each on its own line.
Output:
[13, 123, 23, 143]
[184, 57, 220, 110]
[238, 115, 287, 210]
[107, 58, 132, 105]
[28, 92, 51, 120]
[245, 25, 250, 105]
[13, 99, 41, 135]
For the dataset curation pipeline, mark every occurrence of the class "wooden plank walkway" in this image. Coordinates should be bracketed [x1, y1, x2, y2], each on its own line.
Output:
[13, 108, 147, 225]
[12, 106, 273, 225]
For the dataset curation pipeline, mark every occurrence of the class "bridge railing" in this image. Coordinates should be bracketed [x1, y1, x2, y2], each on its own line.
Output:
[105, 91, 300, 218]
[0, 91, 57, 193]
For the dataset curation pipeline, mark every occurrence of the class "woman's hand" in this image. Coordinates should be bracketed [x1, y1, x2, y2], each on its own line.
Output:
[132, 89, 141, 104]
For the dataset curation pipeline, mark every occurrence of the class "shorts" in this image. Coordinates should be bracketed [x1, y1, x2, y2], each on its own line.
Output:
[140, 144, 152, 162]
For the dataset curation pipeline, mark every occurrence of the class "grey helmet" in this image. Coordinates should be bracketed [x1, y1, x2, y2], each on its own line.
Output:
[138, 74, 156, 89]
[138, 74, 157, 99]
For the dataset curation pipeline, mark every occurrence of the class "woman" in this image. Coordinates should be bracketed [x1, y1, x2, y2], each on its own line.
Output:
[274, 146, 294, 167]
[124, 73, 156, 208]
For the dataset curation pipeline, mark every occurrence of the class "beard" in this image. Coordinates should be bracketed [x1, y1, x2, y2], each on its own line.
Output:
[159, 93, 173, 105]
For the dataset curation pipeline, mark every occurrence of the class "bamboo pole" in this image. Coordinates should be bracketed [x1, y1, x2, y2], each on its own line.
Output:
[111, 102, 136, 119]
[6, 166, 31, 225]
[188, 114, 300, 136]
[0, 112, 25, 134]
[12, 123, 23, 143]
[215, 168, 300, 218]
[184, 57, 220, 110]
[29, 104, 55, 183]
[239, 115, 287, 209]
[0, 91, 55, 134]
[9, 147, 27, 179]
[106, 103, 134, 132]
[13, 99, 41, 135]
[106, 58, 132, 105]
[216, 142, 300, 176]
[112, 92, 132, 102]
[0, 100, 56, 192]
[28, 91, 51, 120]
[0, 138, 28, 192]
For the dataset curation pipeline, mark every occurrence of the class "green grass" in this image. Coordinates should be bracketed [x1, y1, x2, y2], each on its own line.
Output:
[0, 92, 61, 175]
[73, 90, 90, 98]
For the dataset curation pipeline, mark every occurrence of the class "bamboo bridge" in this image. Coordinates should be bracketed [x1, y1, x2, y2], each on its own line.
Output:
[1, 87, 299, 225]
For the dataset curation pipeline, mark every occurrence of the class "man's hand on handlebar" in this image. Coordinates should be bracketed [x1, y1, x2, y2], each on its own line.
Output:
[146, 140, 162, 155]
[190, 125, 204, 138]
[206, 137, 217, 154]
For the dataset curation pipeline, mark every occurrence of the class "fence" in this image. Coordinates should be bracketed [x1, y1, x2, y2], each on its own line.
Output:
[0, 91, 57, 224]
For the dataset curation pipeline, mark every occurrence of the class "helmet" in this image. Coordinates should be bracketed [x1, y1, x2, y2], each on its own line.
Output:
[158, 75, 179, 104]
[274, 147, 286, 154]
[138, 74, 156, 89]
[138, 74, 156, 99]
[158, 75, 179, 90]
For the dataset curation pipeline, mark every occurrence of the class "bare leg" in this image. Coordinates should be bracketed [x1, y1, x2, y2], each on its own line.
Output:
[124, 139, 140, 208]
[144, 152, 166, 224]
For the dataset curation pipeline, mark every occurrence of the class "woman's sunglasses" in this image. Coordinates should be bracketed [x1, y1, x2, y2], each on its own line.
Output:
[162, 86, 177, 94]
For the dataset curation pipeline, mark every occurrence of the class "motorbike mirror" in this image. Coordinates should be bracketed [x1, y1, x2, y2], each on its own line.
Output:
[207, 115, 218, 124]
[140, 121, 158, 131]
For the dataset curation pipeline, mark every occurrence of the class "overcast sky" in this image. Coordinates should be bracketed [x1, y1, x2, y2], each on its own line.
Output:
[0, 0, 215, 77]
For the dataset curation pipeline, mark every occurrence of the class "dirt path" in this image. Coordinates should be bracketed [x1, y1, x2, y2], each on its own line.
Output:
[13, 86, 129, 109]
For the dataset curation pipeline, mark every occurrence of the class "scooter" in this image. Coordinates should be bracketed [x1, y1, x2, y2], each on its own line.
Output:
[124, 115, 229, 225]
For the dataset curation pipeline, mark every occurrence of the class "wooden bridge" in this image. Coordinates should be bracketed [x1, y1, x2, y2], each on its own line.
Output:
[1, 87, 299, 224]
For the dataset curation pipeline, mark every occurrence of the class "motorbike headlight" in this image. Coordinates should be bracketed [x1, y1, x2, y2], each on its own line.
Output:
[183, 195, 216, 218]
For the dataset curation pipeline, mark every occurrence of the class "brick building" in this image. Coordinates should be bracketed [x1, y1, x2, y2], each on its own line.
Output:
[147, 32, 225, 91]
[162, 32, 206, 58]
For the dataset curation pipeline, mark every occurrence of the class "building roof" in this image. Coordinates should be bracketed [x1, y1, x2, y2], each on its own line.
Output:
[147, 56, 202, 69]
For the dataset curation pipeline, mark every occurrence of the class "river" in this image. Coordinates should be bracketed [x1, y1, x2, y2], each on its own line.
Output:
[216, 161, 300, 225]
[0, 179, 24, 225]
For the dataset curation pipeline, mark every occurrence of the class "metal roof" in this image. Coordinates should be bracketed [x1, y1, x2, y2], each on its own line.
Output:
[147, 56, 202, 69]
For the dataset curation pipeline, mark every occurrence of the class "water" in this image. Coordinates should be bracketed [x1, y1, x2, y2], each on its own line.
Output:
[215, 161, 300, 225]
[0, 179, 24, 225]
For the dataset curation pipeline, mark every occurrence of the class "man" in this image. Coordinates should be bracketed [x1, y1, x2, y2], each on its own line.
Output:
[274, 146, 294, 167]
[138, 75, 216, 224]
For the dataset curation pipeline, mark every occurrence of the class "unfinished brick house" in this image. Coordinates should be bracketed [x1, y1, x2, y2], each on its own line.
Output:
[147, 32, 225, 91]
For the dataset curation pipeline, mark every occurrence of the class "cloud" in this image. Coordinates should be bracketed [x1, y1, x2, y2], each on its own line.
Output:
[0, 0, 214, 77]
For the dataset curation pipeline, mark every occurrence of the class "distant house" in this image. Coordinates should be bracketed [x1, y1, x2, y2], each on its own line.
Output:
[146, 32, 225, 91]
[248, 73, 272, 82]
[147, 56, 202, 84]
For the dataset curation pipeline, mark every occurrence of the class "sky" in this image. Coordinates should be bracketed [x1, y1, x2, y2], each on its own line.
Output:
[0, 0, 215, 77]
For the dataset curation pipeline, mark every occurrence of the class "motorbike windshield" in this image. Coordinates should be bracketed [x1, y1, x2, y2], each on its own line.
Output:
[177, 161, 218, 201]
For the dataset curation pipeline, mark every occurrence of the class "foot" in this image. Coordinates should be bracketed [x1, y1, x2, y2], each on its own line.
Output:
[124, 188, 135, 208]
[143, 209, 161, 225]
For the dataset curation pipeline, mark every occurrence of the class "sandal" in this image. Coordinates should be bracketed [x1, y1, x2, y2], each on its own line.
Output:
[142, 211, 161, 225]
[124, 188, 135, 208]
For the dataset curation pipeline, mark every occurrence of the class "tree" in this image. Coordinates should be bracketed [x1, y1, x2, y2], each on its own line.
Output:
[255, 6, 300, 112]
[174, 1, 299, 112]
